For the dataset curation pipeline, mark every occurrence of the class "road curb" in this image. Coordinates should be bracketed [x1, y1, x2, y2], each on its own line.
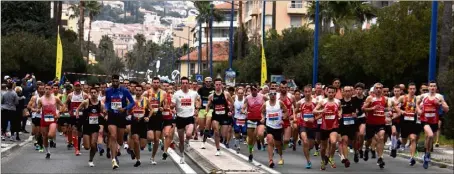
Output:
[1, 136, 33, 158]
[384, 149, 454, 170]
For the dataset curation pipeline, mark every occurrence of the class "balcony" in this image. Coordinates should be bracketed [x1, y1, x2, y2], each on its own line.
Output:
[287, 2, 307, 15]
[250, 8, 259, 16]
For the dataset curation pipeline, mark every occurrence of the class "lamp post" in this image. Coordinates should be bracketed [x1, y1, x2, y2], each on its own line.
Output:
[428, 1, 438, 81]
[312, 0, 320, 87]
[228, 0, 235, 70]
[209, 3, 214, 78]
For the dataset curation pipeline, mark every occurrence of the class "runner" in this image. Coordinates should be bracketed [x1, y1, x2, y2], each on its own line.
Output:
[145, 77, 166, 165]
[197, 77, 214, 149]
[76, 87, 105, 166]
[171, 77, 200, 164]
[57, 85, 71, 140]
[276, 81, 296, 151]
[205, 78, 234, 155]
[161, 86, 175, 160]
[362, 83, 389, 169]
[352, 82, 366, 163]
[233, 88, 247, 153]
[105, 75, 135, 169]
[416, 81, 449, 169]
[130, 84, 149, 167]
[97, 82, 107, 156]
[28, 83, 45, 152]
[37, 83, 65, 159]
[389, 85, 402, 158]
[313, 82, 325, 156]
[242, 84, 267, 162]
[295, 85, 317, 169]
[333, 79, 343, 100]
[67, 81, 88, 156]
[395, 82, 419, 166]
[50, 84, 61, 147]
[261, 89, 288, 168]
[292, 90, 302, 148]
[314, 85, 341, 170]
[339, 86, 355, 168]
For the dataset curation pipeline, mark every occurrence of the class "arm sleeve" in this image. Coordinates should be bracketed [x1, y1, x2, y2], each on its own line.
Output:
[124, 89, 135, 110]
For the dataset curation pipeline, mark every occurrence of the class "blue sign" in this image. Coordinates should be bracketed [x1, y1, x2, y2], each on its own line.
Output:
[195, 74, 203, 82]
[225, 69, 236, 86]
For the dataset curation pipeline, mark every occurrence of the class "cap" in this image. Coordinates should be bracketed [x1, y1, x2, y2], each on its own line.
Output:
[47, 81, 54, 86]
[4, 76, 10, 80]
[204, 77, 212, 81]
[74, 81, 81, 86]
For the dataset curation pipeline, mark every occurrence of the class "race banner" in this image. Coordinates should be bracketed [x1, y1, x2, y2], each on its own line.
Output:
[55, 26, 63, 81]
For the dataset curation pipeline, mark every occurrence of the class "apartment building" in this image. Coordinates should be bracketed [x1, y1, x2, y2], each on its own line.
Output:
[241, 1, 312, 41]
[192, 2, 238, 47]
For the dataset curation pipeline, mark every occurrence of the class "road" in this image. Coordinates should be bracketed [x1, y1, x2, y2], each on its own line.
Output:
[231, 140, 453, 173]
[1, 133, 203, 174]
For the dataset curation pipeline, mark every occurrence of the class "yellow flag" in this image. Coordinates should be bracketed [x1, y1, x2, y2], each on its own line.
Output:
[260, 40, 267, 86]
[55, 26, 63, 80]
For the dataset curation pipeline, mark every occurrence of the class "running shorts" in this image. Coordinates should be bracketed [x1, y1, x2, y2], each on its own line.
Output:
[198, 109, 213, 119]
[175, 116, 194, 130]
[400, 122, 419, 138]
[266, 126, 283, 142]
[107, 111, 127, 129]
[246, 119, 263, 129]
[320, 128, 339, 140]
[131, 120, 147, 139]
[32, 118, 41, 127]
[339, 125, 356, 139]
[148, 115, 163, 131]
[365, 124, 386, 140]
[299, 126, 316, 140]
[212, 115, 232, 126]
[421, 122, 439, 133]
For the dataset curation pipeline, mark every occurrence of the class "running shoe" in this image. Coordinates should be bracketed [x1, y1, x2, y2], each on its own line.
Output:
[305, 161, 312, 169]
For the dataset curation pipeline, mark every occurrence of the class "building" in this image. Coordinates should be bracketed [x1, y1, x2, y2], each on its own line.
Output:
[241, 1, 312, 41]
[178, 42, 229, 78]
[192, 2, 238, 47]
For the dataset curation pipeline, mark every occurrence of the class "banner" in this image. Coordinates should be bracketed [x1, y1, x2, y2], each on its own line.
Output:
[225, 69, 236, 87]
[260, 40, 267, 86]
[55, 26, 63, 81]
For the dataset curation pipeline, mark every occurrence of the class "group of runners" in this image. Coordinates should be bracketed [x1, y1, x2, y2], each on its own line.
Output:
[26, 75, 449, 171]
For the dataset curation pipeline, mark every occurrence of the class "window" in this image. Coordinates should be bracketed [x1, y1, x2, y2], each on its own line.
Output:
[202, 63, 208, 71]
[290, 16, 302, 27]
[290, 1, 303, 8]
[190, 63, 196, 75]
[265, 15, 272, 26]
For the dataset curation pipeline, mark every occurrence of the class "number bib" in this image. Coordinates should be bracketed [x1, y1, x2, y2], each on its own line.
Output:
[89, 115, 99, 124]
[215, 105, 226, 115]
[202, 100, 208, 107]
[425, 113, 435, 118]
[247, 120, 257, 128]
[134, 111, 145, 118]
[317, 118, 322, 124]
[32, 112, 41, 118]
[236, 119, 246, 126]
[111, 98, 122, 110]
[404, 113, 415, 121]
[72, 109, 83, 116]
[343, 114, 355, 125]
[44, 114, 55, 122]
[325, 114, 335, 120]
[60, 112, 70, 118]
[303, 114, 314, 122]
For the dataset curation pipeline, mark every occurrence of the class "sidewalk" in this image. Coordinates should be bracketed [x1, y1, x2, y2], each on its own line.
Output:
[1, 124, 33, 158]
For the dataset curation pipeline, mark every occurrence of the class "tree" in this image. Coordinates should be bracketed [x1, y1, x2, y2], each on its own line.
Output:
[194, 1, 224, 65]
[1, 1, 53, 37]
[438, 1, 453, 91]
[85, 1, 102, 64]
[68, 2, 85, 53]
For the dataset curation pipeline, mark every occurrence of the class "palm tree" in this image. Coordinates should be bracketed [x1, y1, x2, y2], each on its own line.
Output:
[85, 1, 102, 63]
[194, 1, 224, 66]
[68, 1, 85, 54]
[308, 1, 376, 34]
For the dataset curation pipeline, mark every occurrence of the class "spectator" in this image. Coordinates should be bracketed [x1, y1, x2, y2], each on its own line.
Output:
[21, 74, 36, 133]
[1, 82, 19, 141]
[13, 86, 25, 140]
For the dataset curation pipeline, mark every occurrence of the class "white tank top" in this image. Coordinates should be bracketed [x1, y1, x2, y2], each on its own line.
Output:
[71, 92, 84, 102]
[32, 95, 42, 118]
[265, 101, 283, 129]
[234, 96, 246, 119]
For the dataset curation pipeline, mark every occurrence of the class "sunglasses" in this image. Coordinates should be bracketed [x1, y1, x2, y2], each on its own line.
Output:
[205, 81, 212, 83]
[269, 92, 276, 96]
[90, 92, 98, 94]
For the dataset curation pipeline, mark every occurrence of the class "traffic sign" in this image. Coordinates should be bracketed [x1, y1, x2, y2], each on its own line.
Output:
[225, 69, 236, 86]
[195, 74, 203, 82]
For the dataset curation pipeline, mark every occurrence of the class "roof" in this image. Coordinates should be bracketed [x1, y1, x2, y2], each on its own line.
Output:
[215, 2, 238, 10]
[179, 42, 229, 62]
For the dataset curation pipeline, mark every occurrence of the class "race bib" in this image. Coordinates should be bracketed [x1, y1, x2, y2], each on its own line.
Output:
[425, 113, 435, 118]
[181, 98, 192, 107]
[89, 116, 99, 124]
[60, 113, 70, 118]
[303, 114, 314, 122]
[32, 112, 41, 118]
[134, 111, 145, 118]
[111, 98, 122, 110]
[247, 120, 257, 128]
[317, 118, 322, 124]
[202, 100, 208, 107]
[404, 113, 415, 121]
[325, 115, 335, 120]
[44, 114, 55, 122]
[162, 111, 170, 116]
[215, 105, 226, 115]
[72, 109, 83, 116]
[236, 119, 246, 126]
[343, 115, 355, 125]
